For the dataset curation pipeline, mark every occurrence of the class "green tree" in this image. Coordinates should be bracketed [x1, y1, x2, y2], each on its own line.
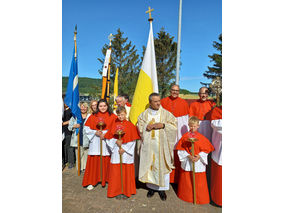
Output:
[98, 29, 141, 97]
[201, 34, 222, 86]
[142, 28, 177, 98]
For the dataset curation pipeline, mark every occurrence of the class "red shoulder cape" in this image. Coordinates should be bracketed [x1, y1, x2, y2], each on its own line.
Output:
[126, 102, 132, 107]
[85, 112, 117, 130]
[104, 119, 140, 144]
[176, 131, 214, 155]
[160, 96, 189, 117]
[205, 106, 222, 120]
[188, 100, 216, 120]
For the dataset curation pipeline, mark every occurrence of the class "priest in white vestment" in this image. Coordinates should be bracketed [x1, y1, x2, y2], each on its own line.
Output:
[137, 93, 177, 201]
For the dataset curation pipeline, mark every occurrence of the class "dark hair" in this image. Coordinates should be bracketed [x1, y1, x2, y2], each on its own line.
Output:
[116, 106, 126, 114]
[149, 93, 160, 102]
[95, 99, 112, 115]
[121, 94, 129, 101]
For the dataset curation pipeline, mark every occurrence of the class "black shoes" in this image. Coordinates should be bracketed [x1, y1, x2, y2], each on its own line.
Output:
[115, 194, 122, 200]
[147, 189, 155, 198]
[147, 189, 167, 201]
[158, 191, 167, 201]
[115, 194, 128, 200]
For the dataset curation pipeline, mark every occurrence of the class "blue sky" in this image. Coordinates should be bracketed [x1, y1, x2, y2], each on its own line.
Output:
[63, 0, 222, 92]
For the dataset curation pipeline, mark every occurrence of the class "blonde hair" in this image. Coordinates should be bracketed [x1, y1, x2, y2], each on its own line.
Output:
[89, 100, 98, 114]
[116, 106, 126, 114]
[80, 102, 89, 111]
[188, 116, 199, 126]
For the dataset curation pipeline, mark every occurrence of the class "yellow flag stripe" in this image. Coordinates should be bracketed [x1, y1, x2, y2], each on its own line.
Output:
[129, 69, 153, 125]
[114, 68, 118, 97]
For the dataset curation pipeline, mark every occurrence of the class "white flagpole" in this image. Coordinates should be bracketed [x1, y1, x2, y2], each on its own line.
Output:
[176, 0, 182, 85]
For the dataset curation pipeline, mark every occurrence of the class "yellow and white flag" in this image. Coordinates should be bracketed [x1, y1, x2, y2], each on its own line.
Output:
[129, 21, 158, 125]
[113, 68, 119, 109]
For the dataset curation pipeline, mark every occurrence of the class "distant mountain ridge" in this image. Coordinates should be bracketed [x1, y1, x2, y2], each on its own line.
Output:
[62, 76, 196, 96]
[62, 76, 102, 95]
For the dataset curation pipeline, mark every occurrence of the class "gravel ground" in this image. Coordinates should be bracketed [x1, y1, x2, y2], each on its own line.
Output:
[62, 167, 222, 213]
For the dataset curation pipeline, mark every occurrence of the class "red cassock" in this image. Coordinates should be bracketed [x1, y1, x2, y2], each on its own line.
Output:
[189, 99, 216, 141]
[161, 96, 190, 183]
[206, 106, 222, 206]
[176, 131, 214, 204]
[82, 112, 117, 187]
[205, 105, 222, 121]
[104, 119, 140, 198]
[188, 100, 216, 120]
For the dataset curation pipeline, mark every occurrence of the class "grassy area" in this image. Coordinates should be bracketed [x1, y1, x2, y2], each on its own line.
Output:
[179, 94, 216, 100]
[179, 94, 199, 99]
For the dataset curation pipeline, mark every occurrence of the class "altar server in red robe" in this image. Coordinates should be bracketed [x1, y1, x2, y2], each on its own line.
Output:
[82, 99, 117, 190]
[176, 116, 214, 204]
[104, 106, 140, 199]
[160, 84, 190, 183]
[188, 87, 216, 141]
[206, 106, 222, 206]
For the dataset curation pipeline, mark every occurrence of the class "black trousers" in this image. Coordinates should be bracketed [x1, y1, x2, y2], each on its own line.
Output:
[62, 134, 75, 165]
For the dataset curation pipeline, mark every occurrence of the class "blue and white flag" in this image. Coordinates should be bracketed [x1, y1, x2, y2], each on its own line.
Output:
[64, 48, 82, 134]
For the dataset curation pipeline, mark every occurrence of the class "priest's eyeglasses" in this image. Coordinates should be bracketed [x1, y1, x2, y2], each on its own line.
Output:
[171, 89, 179, 92]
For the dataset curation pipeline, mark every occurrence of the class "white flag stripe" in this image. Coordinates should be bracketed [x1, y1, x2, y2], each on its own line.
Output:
[102, 49, 112, 77]
[73, 75, 78, 91]
[141, 22, 158, 93]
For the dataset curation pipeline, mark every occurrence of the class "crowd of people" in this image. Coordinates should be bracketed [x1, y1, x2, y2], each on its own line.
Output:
[62, 86, 222, 206]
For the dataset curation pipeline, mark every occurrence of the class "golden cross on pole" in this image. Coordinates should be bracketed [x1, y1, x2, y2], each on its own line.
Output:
[146, 6, 154, 22]
[108, 33, 114, 46]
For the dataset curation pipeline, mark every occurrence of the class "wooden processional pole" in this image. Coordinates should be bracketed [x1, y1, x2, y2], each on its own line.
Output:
[74, 25, 81, 176]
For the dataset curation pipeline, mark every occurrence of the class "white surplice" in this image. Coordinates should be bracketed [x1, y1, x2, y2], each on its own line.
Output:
[106, 139, 136, 164]
[211, 119, 222, 165]
[84, 127, 110, 156]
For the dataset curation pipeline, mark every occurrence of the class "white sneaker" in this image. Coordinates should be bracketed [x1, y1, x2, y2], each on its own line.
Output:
[87, 185, 94, 191]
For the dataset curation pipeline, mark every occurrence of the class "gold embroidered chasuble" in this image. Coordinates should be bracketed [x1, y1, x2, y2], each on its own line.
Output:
[137, 107, 177, 187]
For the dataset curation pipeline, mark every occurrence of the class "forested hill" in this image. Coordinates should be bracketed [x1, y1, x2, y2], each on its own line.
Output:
[62, 77, 102, 95]
[62, 76, 197, 97]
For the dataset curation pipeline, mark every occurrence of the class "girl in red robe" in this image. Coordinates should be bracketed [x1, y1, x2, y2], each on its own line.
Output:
[82, 99, 117, 189]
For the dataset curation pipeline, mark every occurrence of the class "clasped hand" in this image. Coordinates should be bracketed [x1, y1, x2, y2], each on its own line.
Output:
[95, 130, 105, 139]
[146, 123, 164, 131]
[188, 154, 200, 162]
[73, 124, 80, 129]
[118, 148, 125, 155]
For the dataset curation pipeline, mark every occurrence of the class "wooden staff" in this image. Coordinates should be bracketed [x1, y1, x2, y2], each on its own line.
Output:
[189, 138, 197, 204]
[118, 133, 124, 193]
[77, 131, 81, 176]
[99, 125, 103, 183]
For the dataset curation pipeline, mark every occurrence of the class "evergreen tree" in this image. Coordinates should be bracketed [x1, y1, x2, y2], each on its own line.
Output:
[98, 29, 140, 97]
[142, 28, 177, 98]
[201, 34, 222, 86]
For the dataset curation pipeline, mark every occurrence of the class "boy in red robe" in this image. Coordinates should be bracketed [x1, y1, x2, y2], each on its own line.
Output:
[176, 116, 214, 204]
[104, 106, 140, 199]
[206, 106, 222, 206]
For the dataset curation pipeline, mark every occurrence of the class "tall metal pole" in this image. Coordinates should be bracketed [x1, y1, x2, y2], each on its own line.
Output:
[176, 0, 182, 85]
